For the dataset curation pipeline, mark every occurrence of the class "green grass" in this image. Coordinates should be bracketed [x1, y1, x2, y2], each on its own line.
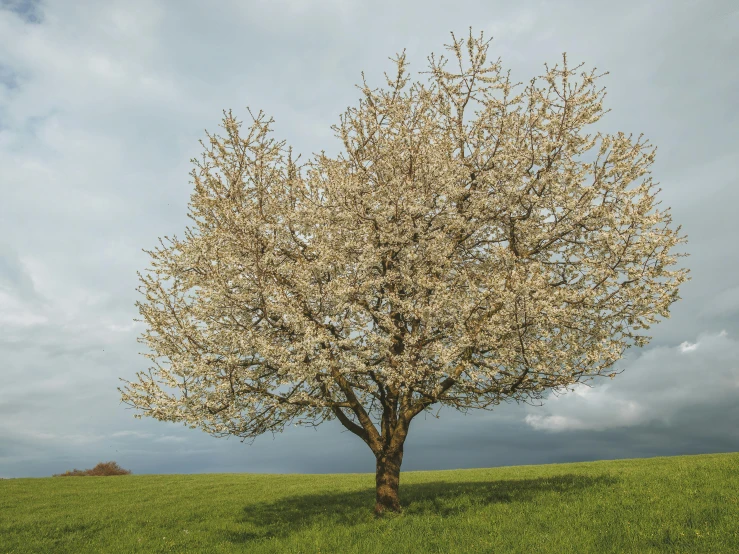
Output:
[1, 452, 737, 553]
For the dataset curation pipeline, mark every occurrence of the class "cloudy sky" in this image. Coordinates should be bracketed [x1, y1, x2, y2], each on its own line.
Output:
[1, 0, 737, 480]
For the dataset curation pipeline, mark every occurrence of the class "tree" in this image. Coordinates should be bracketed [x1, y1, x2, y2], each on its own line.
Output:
[118, 28, 690, 517]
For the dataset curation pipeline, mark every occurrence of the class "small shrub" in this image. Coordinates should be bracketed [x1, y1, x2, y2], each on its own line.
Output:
[52, 461, 132, 477]
[86, 461, 132, 476]
[52, 468, 89, 477]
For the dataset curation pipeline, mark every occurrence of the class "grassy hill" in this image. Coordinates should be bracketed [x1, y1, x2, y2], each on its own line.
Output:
[1, 451, 737, 553]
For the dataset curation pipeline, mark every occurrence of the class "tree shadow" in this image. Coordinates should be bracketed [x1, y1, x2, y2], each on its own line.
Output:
[223, 472, 619, 544]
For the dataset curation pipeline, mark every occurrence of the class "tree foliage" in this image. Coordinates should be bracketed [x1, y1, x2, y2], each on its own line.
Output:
[118, 28, 690, 515]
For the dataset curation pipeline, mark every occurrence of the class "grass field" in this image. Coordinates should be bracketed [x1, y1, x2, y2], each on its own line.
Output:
[1, 451, 737, 553]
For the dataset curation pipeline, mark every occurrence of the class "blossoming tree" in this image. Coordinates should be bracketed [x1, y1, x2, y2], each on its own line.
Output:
[118, 29, 690, 516]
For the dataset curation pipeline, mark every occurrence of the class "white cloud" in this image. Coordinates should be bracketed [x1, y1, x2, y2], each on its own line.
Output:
[153, 435, 187, 444]
[698, 286, 739, 319]
[679, 340, 699, 353]
[106, 321, 139, 333]
[487, 8, 538, 40]
[0, 291, 47, 326]
[525, 397, 646, 432]
[523, 330, 739, 432]
[110, 430, 154, 439]
[23, 429, 106, 445]
[12, 255, 118, 329]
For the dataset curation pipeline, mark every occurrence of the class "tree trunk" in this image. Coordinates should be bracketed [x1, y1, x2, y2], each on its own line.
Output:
[374, 447, 404, 516]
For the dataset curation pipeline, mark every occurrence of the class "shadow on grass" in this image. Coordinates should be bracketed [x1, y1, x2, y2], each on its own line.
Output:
[224, 472, 619, 544]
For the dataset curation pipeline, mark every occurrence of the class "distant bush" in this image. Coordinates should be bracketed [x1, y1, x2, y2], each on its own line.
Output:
[52, 461, 132, 477]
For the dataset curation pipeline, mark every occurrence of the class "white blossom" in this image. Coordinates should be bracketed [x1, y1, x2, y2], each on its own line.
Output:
[118, 29, 690, 465]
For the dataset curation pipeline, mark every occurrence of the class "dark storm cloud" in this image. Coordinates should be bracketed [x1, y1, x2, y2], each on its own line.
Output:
[1, 0, 42, 24]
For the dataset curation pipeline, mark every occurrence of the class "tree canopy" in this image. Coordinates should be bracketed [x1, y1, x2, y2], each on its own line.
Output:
[118, 28, 690, 515]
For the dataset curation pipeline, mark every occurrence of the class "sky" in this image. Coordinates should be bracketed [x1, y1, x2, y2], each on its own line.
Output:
[1, 0, 737, 480]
